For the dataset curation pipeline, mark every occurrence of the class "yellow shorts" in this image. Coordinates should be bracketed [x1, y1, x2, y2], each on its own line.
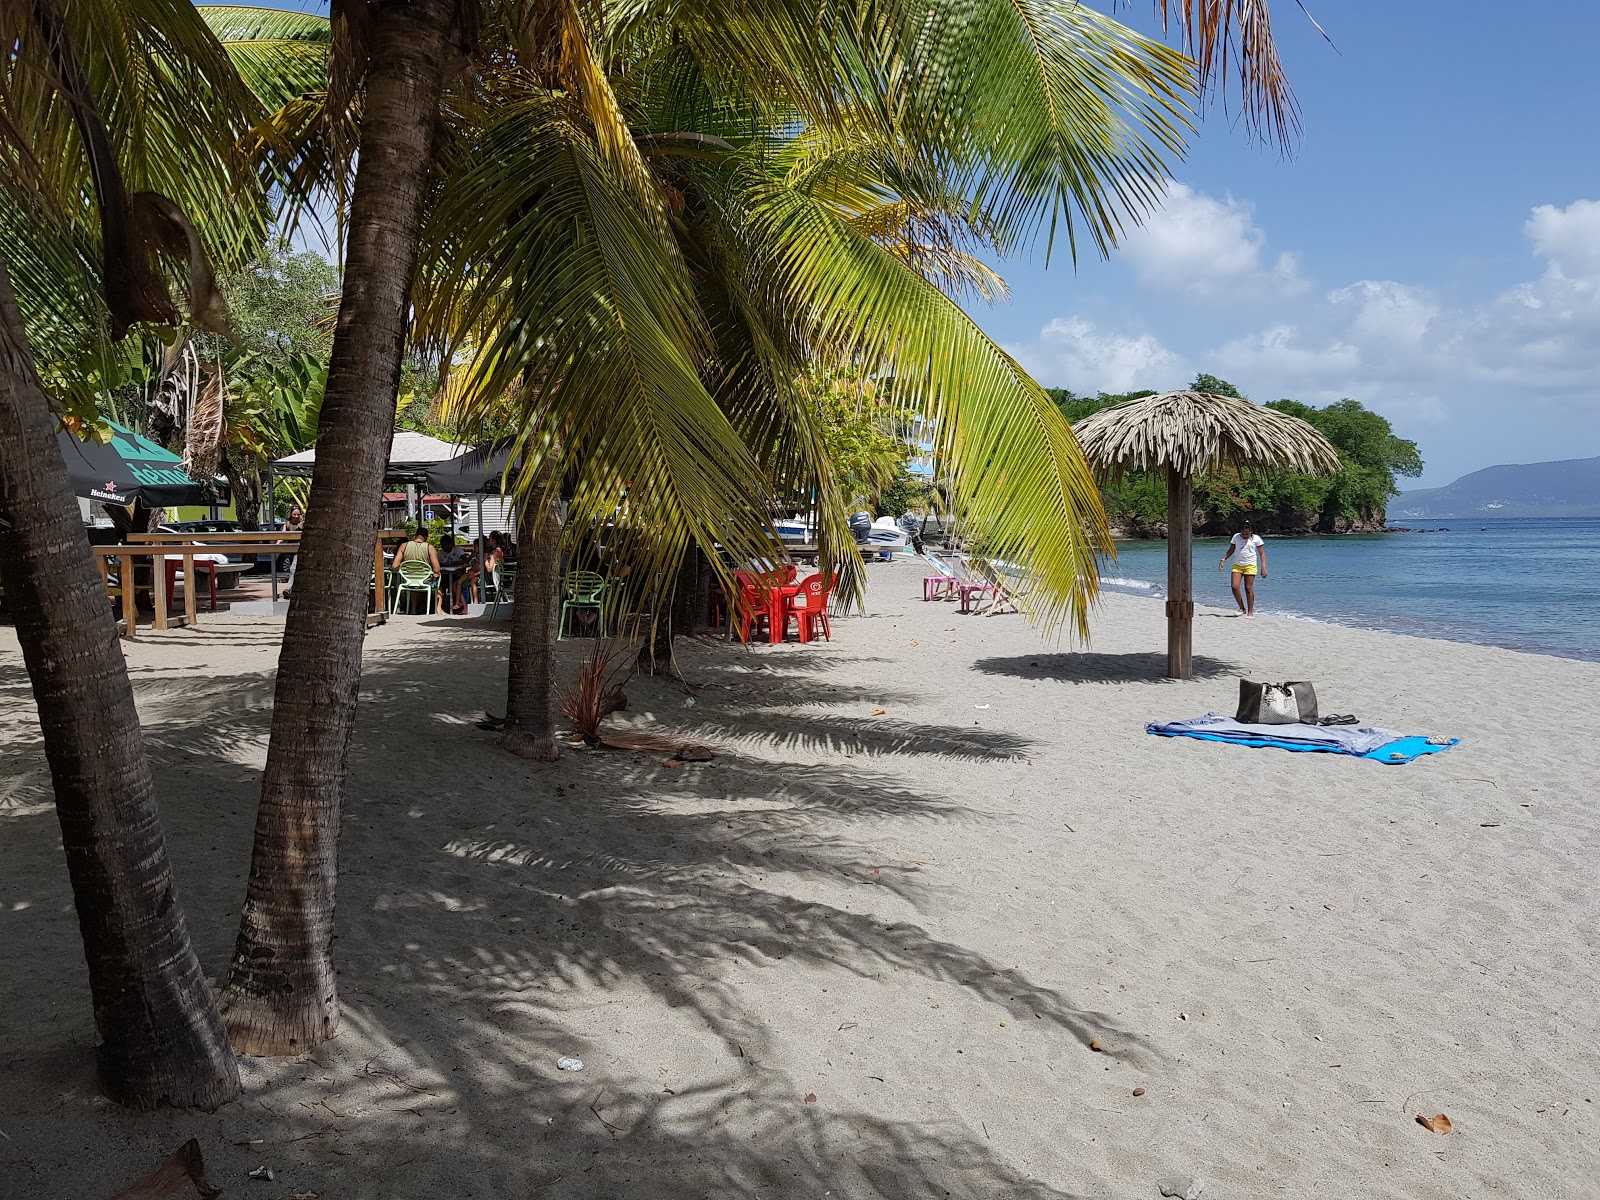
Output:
[1232, 563, 1258, 576]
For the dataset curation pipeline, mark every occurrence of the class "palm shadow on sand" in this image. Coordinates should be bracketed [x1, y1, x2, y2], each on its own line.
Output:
[971, 651, 1238, 684]
[1, 628, 1125, 1199]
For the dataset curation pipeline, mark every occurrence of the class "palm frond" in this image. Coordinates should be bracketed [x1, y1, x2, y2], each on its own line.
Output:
[1, 0, 270, 434]
[1142, 0, 1304, 151]
[705, 162, 1112, 635]
[198, 5, 341, 240]
[413, 94, 780, 600]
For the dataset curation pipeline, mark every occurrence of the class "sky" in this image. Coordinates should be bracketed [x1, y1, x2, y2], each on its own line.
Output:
[979, 1, 1600, 487]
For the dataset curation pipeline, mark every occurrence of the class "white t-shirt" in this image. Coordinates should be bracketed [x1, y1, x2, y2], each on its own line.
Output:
[1230, 533, 1264, 566]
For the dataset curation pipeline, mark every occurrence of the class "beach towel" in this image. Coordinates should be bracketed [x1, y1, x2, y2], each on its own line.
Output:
[1147, 713, 1459, 764]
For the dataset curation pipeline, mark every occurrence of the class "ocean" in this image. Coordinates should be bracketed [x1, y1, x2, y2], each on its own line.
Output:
[1099, 517, 1600, 663]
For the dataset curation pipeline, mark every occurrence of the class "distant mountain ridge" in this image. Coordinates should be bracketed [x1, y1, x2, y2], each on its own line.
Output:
[1394, 456, 1600, 519]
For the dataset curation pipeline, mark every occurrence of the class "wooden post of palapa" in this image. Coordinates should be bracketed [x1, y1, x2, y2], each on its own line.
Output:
[373, 537, 385, 615]
[1165, 464, 1194, 679]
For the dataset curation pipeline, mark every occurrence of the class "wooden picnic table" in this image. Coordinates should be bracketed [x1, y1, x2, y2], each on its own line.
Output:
[94, 543, 304, 637]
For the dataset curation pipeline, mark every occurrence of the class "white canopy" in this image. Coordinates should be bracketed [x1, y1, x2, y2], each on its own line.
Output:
[271, 431, 468, 484]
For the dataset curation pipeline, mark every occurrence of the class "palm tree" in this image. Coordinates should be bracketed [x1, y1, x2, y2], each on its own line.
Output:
[209, 0, 1305, 1054]
[0, 0, 264, 1106]
[409, 5, 1195, 762]
[206, 0, 475, 1056]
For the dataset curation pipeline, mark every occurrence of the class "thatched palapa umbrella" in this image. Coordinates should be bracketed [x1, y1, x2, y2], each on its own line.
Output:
[1073, 391, 1341, 679]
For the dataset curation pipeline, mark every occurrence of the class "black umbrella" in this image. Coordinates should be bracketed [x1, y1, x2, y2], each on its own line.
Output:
[57, 420, 222, 507]
[424, 440, 517, 495]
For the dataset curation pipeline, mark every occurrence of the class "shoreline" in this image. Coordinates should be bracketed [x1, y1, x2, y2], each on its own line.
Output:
[1099, 518, 1600, 664]
[1096, 575, 1600, 665]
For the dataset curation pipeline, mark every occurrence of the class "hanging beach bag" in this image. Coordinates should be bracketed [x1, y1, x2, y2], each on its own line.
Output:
[1237, 679, 1319, 725]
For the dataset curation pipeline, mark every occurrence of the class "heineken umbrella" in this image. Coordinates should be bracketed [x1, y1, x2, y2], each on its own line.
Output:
[57, 420, 221, 507]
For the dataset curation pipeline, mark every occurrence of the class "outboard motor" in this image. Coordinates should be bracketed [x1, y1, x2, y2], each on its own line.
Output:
[897, 511, 924, 554]
[848, 510, 873, 543]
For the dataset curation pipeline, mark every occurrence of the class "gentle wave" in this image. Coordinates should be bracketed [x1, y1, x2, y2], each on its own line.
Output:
[1100, 576, 1163, 594]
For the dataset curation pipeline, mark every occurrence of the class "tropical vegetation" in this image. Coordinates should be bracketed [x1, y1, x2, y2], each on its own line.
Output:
[1053, 375, 1423, 534]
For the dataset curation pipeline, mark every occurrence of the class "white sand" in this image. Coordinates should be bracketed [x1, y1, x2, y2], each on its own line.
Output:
[2, 558, 1598, 1198]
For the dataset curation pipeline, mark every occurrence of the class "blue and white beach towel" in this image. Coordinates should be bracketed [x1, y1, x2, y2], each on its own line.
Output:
[1147, 713, 1459, 764]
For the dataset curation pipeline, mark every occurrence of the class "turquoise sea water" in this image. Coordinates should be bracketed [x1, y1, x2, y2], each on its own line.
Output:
[1100, 517, 1600, 663]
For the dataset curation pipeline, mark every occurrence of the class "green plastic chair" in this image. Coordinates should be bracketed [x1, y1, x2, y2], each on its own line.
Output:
[486, 563, 517, 620]
[391, 559, 438, 614]
[559, 570, 607, 638]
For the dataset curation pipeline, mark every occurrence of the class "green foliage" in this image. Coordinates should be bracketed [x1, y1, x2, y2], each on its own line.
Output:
[877, 469, 929, 519]
[1190, 372, 1243, 398]
[223, 240, 338, 362]
[1263, 397, 1423, 522]
[804, 370, 908, 510]
[212, 242, 335, 492]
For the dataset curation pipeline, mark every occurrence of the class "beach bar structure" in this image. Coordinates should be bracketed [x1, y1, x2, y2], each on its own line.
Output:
[270, 434, 517, 606]
[1073, 390, 1341, 679]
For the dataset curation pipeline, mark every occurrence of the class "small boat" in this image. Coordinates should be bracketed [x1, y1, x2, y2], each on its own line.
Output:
[851, 513, 907, 560]
[773, 515, 815, 543]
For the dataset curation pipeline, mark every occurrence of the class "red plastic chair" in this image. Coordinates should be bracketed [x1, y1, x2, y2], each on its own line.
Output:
[164, 557, 218, 613]
[732, 571, 769, 643]
[782, 573, 834, 643]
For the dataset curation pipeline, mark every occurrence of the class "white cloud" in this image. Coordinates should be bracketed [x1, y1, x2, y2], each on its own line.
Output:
[1007, 197, 1600, 480]
[1008, 316, 1185, 393]
[1525, 198, 1600, 281]
[1116, 183, 1306, 301]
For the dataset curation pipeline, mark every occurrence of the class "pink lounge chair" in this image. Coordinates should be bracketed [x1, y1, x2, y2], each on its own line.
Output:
[926, 552, 996, 612]
[922, 553, 959, 600]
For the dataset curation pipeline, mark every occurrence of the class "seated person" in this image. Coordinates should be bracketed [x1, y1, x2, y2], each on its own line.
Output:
[392, 528, 441, 584]
[481, 532, 506, 584]
[438, 533, 470, 614]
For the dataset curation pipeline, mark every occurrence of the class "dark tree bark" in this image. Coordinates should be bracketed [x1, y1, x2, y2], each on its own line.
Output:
[501, 471, 563, 761]
[672, 543, 715, 636]
[219, 0, 462, 1055]
[0, 260, 238, 1109]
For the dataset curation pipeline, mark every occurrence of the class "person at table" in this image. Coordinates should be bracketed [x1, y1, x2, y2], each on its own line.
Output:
[392, 528, 441, 578]
[438, 533, 471, 614]
[475, 532, 509, 589]
[481, 532, 506, 580]
[281, 503, 305, 594]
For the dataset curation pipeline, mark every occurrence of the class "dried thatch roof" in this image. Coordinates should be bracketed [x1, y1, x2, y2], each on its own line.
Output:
[1072, 390, 1342, 479]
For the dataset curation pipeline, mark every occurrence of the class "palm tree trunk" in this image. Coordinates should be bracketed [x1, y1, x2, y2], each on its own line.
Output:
[0, 260, 238, 1109]
[219, 0, 461, 1056]
[501, 470, 563, 761]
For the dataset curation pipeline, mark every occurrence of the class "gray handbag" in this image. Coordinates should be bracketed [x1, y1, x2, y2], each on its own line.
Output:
[1237, 679, 1319, 725]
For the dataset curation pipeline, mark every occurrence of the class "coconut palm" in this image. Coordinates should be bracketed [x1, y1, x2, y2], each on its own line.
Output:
[0, 0, 268, 1106]
[205, 0, 1305, 1055]
[1072, 389, 1341, 677]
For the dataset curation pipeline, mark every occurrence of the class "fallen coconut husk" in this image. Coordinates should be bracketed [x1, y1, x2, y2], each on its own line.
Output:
[108, 1139, 220, 1200]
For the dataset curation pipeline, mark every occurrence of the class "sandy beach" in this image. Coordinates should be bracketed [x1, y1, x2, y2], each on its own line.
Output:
[2, 556, 1597, 1198]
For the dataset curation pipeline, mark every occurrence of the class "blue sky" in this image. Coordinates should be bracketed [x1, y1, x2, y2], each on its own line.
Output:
[984, 1, 1600, 486]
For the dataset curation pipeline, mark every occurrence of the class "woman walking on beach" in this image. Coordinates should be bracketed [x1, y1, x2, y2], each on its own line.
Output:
[1220, 521, 1267, 616]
